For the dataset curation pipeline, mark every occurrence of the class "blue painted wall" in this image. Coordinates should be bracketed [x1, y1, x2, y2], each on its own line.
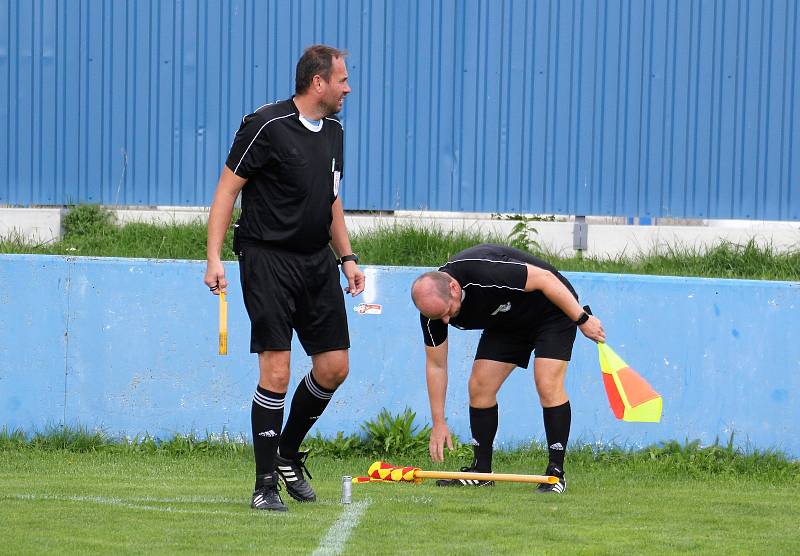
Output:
[2, 0, 799, 219]
[1, 254, 798, 456]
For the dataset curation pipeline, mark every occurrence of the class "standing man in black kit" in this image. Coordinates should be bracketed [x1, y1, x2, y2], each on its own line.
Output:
[411, 244, 605, 494]
[204, 45, 364, 512]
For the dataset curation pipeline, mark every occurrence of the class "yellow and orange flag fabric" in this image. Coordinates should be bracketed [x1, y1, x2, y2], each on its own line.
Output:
[598, 343, 662, 422]
[355, 461, 421, 483]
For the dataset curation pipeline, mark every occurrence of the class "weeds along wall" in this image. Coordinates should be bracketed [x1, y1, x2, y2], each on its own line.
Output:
[1, 255, 798, 456]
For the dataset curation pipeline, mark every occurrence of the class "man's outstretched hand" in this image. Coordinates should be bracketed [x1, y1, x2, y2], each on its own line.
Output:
[429, 421, 454, 463]
[579, 315, 605, 343]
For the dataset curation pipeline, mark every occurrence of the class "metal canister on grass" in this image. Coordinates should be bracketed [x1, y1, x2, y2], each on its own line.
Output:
[341, 475, 352, 504]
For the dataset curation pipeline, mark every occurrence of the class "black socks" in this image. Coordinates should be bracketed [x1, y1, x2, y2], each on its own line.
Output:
[278, 371, 335, 460]
[252, 386, 285, 478]
[469, 404, 499, 472]
[542, 400, 571, 471]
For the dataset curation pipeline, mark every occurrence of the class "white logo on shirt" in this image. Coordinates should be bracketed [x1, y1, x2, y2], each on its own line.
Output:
[491, 302, 511, 315]
[333, 170, 341, 196]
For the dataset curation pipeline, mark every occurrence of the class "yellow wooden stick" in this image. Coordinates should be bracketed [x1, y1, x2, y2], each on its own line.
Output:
[415, 469, 558, 485]
[218, 291, 228, 355]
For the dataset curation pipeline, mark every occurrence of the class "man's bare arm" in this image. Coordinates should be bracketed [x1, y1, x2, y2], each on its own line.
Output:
[204, 166, 247, 295]
[330, 196, 365, 296]
[524, 265, 606, 342]
[425, 339, 454, 461]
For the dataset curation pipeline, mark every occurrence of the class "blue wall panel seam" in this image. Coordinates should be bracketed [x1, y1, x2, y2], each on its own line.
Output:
[707, 0, 720, 218]
[761, 0, 776, 216]
[788, 0, 798, 216]
[753, 2, 766, 218]
[738, 1, 751, 214]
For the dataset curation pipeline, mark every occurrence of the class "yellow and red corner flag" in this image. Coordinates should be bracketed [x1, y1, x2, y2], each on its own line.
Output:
[598, 343, 662, 422]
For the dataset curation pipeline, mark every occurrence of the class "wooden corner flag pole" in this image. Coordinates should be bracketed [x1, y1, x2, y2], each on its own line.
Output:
[356, 461, 559, 485]
[416, 469, 558, 484]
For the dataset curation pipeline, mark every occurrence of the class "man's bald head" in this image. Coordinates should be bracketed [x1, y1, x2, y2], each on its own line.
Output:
[411, 271, 453, 318]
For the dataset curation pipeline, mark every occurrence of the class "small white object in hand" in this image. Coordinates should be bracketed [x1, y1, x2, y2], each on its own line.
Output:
[353, 303, 382, 315]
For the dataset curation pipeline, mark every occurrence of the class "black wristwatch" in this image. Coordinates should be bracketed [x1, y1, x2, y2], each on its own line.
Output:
[338, 253, 359, 265]
[575, 304, 592, 325]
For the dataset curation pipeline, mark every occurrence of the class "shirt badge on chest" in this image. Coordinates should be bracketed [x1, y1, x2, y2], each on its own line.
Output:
[491, 302, 511, 316]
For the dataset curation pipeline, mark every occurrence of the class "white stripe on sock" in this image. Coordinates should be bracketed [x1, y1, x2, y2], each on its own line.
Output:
[253, 390, 284, 409]
[304, 374, 333, 400]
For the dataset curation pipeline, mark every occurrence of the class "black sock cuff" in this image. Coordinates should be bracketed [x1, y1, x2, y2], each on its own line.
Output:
[304, 371, 335, 400]
[256, 385, 286, 399]
[254, 386, 286, 410]
[469, 404, 498, 416]
[543, 400, 570, 416]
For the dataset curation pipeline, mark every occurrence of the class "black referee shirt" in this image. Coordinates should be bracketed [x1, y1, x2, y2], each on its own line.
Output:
[420, 244, 578, 347]
[225, 98, 344, 253]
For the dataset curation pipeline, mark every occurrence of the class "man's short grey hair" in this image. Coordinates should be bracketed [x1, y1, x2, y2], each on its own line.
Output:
[411, 271, 451, 303]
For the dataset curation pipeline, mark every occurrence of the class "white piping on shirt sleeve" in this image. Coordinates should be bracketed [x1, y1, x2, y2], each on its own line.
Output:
[232, 112, 295, 175]
[324, 117, 344, 129]
[426, 318, 438, 347]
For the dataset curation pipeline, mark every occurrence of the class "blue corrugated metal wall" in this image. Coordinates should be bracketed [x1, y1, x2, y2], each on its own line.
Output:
[1, 0, 798, 219]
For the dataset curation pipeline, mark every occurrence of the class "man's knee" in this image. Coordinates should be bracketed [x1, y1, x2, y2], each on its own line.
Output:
[468, 374, 488, 397]
[535, 376, 567, 406]
[316, 365, 349, 387]
[534, 358, 567, 385]
[312, 350, 350, 389]
[468, 374, 498, 406]
[258, 351, 291, 392]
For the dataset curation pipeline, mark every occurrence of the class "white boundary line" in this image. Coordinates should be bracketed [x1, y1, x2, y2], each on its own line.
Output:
[2, 493, 266, 518]
[6, 492, 371, 550]
[311, 500, 370, 556]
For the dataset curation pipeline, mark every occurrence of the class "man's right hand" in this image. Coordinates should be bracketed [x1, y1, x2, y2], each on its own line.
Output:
[579, 315, 606, 343]
[204, 259, 227, 295]
[429, 421, 454, 463]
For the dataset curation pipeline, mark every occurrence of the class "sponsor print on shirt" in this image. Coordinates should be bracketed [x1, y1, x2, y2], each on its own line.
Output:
[491, 302, 511, 316]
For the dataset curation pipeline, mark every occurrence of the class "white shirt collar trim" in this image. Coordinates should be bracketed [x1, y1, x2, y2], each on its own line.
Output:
[298, 114, 323, 132]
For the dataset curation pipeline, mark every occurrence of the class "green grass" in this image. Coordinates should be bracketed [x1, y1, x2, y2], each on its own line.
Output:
[2, 430, 798, 554]
[1, 205, 798, 280]
[0, 206, 222, 261]
[554, 239, 800, 281]
[350, 222, 510, 267]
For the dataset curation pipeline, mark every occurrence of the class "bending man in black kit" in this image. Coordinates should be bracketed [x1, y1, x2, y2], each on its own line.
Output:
[411, 244, 605, 493]
[204, 45, 364, 511]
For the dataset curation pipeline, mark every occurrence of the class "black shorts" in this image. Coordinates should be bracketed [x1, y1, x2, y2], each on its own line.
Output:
[475, 312, 577, 368]
[236, 241, 349, 355]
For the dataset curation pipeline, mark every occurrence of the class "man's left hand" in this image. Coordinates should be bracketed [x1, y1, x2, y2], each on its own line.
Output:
[342, 261, 365, 296]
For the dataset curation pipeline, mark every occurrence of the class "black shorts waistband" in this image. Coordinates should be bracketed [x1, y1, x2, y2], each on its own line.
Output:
[235, 235, 332, 258]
